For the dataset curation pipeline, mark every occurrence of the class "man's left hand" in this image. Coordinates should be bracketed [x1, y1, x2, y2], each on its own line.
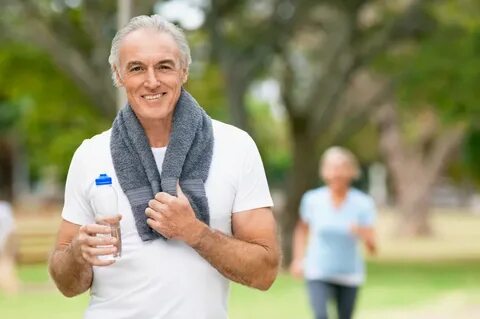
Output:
[146, 184, 206, 246]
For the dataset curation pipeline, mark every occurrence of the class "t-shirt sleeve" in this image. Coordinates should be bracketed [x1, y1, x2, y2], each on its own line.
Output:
[359, 196, 376, 227]
[61, 141, 95, 225]
[232, 134, 273, 213]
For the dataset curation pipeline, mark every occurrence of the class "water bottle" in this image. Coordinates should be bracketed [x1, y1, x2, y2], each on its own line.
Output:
[91, 173, 121, 260]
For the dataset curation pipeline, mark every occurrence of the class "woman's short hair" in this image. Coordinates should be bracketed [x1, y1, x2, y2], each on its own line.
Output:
[320, 146, 361, 180]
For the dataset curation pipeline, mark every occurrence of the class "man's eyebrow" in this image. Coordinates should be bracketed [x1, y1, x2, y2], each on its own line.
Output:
[156, 59, 176, 66]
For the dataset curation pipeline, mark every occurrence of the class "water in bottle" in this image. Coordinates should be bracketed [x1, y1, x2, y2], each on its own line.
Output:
[91, 173, 121, 260]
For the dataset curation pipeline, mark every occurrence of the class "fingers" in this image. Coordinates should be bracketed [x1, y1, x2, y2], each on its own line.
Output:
[146, 218, 171, 239]
[82, 245, 117, 258]
[152, 189, 189, 209]
[85, 234, 117, 247]
[147, 188, 195, 241]
[148, 199, 169, 214]
[154, 192, 174, 204]
[75, 223, 119, 267]
[79, 238, 117, 267]
[145, 207, 163, 221]
[81, 252, 116, 267]
[80, 224, 112, 236]
[146, 217, 159, 230]
[176, 182, 186, 199]
[146, 202, 171, 238]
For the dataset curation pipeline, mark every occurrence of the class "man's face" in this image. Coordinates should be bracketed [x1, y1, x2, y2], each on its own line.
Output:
[116, 28, 188, 122]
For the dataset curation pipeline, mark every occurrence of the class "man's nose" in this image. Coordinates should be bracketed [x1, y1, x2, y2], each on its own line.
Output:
[144, 68, 160, 89]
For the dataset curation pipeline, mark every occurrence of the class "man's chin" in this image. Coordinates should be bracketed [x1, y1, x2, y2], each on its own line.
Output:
[138, 108, 173, 122]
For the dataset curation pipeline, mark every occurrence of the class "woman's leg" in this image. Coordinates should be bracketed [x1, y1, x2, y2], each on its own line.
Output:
[306, 280, 332, 319]
[332, 283, 358, 319]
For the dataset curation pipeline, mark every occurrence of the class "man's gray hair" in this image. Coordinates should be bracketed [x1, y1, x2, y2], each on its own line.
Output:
[108, 14, 192, 87]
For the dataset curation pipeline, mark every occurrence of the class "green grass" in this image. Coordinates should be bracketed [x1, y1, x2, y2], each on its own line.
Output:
[229, 273, 311, 319]
[229, 260, 480, 319]
[2, 260, 480, 319]
[0, 264, 88, 319]
[17, 263, 50, 283]
[360, 261, 480, 309]
[5, 211, 480, 318]
[0, 291, 89, 319]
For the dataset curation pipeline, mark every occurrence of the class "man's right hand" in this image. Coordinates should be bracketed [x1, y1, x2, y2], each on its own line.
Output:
[72, 218, 120, 267]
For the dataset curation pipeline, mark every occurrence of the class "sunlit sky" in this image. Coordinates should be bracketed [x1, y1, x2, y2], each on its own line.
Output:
[155, 0, 206, 30]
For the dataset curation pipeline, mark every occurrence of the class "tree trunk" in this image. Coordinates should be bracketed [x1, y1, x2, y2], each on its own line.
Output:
[376, 103, 465, 236]
[280, 121, 319, 266]
[223, 65, 249, 131]
[10, 133, 30, 201]
[395, 180, 433, 236]
[0, 138, 13, 200]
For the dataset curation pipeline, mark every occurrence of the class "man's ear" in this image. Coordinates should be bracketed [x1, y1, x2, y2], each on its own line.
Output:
[182, 68, 189, 84]
[114, 66, 124, 87]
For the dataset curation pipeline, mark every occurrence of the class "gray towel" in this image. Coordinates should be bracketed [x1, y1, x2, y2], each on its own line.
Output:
[110, 89, 214, 241]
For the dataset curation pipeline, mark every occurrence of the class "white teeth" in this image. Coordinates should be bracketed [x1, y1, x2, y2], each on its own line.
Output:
[144, 93, 164, 100]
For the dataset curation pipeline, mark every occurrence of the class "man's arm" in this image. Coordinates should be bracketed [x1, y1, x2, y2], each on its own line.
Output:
[48, 219, 119, 297]
[191, 207, 279, 290]
[146, 186, 280, 291]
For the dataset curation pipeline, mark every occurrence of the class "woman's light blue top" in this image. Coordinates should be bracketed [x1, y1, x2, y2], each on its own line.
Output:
[300, 187, 376, 286]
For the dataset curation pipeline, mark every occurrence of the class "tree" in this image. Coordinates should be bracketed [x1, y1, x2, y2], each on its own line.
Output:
[0, 1, 163, 199]
[374, 0, 480, 235]
[198, 0, 428, 262]
[376, 103, 465, 235]
[1, 0, 158, 118]
[203, 0, 310, 131]
[274, 0, 432, 263]
[0, 98, 21, 200]
[0, 43, 110, 190]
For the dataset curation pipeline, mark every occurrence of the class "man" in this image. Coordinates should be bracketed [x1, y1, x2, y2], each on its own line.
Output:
[48, 14, 280, 319]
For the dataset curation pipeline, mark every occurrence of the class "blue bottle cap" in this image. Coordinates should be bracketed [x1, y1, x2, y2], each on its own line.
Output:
[95, 173, 112, 185]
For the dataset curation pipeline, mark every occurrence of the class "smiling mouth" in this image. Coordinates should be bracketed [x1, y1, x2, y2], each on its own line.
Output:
[142, 92, 167, 101]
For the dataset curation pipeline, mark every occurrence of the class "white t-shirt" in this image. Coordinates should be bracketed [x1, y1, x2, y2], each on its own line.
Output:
[62, 120, 273, 319]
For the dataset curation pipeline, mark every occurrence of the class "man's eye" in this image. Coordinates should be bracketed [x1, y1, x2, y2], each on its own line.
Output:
[159, 65, 172, 70]
[130, 66, 142, 72]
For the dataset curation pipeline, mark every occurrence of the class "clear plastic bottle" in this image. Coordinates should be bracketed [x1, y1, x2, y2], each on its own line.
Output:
[91, 173, 121, 260]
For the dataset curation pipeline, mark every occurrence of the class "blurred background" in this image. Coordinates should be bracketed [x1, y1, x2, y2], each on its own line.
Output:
[0, 0, 479, 318]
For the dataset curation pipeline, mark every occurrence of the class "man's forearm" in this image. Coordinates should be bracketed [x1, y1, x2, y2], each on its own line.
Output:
[48, 244, 93, 297]
[191, 226, 279, 291]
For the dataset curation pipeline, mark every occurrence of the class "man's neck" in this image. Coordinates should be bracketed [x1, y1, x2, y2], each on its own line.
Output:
[140, 116, 173, 148]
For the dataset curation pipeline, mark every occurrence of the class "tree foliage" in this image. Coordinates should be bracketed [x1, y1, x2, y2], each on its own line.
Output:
[375, 0, 480, 185]
[376, 2, 480, 123]
[0, 43, 109, 181]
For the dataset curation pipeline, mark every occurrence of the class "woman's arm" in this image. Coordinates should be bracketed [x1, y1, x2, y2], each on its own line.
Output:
[289, 220, 309, 278]
[351, 225, 377, 255]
